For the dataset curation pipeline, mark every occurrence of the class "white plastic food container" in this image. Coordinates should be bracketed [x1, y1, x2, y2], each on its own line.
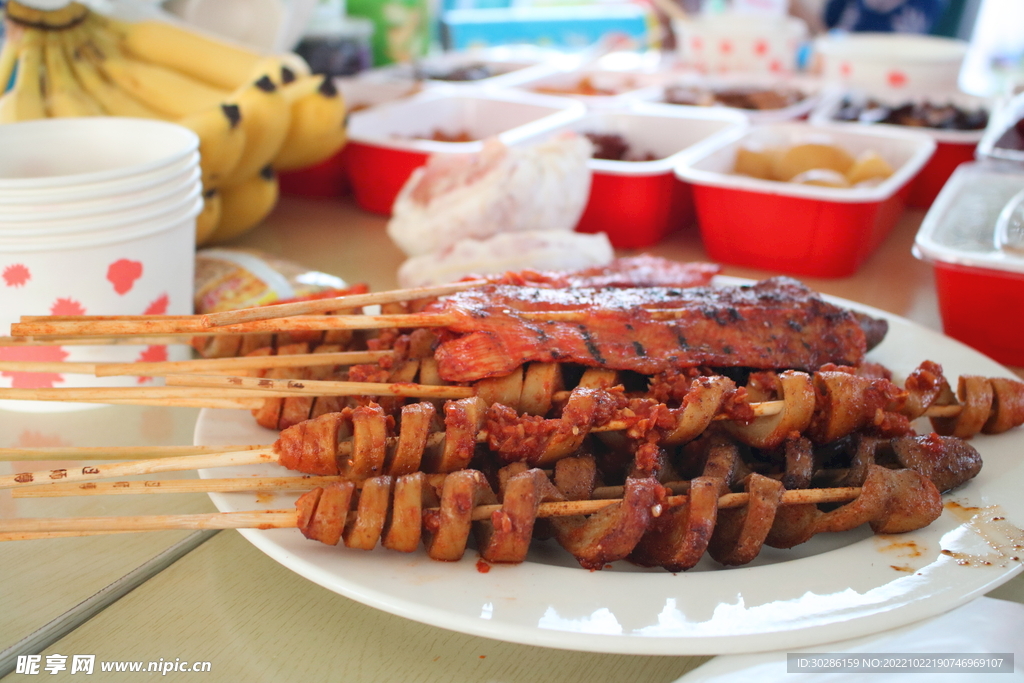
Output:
[913, 162, 1024, 367]
[811, 88, 990, 207]
[345, 88, 585, 215]
[632, 73, 824, 124]
[512, 67, 667, 108]
[672, 13, 808, 75]
[675, 121, 935, 277]
[813, 33, 968, 94]
[357, 45, 562, 89]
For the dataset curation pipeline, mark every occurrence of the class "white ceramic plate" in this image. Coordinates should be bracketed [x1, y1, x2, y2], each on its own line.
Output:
[194, 296, 1024, 655]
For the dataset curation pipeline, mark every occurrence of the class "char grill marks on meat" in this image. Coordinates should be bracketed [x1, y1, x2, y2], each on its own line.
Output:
[427, 277, 874, 383]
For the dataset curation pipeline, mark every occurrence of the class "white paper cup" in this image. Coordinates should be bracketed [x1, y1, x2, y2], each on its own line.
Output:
[673, 14, 808, 75]
[0, 118, 199, 190]
[0, 178, 202, 235]
[0, 152, 200, 205]
[813, 33, 968, 94]
[0, 197, 201, 413]
[0, 165, 201, 221]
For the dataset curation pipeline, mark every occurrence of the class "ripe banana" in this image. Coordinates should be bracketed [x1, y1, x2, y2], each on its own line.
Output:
[273, 75, 348, 172]
[83, 22, 229, 119]
[221, 76, 289, 187]
[211, 166, 278, 243]
[64, 28, 162, 119]
[179, 103, 246, 188]
[0, 30, 46, 123]
[42, 30, 103, 117]
[115, 18, 263, 90]
[0, 23, 21, 93]
[96, 56, 229, 119]
[247, 54, 311, 87]
[195, 188, 222, 246]
[5, 0, 88, 30]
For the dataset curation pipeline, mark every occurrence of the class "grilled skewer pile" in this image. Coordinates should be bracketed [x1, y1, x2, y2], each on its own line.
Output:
[0, 257, 1020, 572]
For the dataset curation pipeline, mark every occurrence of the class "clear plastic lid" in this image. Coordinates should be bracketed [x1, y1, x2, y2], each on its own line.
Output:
[913, 162, 1024, 274]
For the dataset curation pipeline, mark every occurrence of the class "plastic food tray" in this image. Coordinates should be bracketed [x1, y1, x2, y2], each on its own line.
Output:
[279, 78, 429, 199]
[630, 74, 824, 124]
[511, 67, 668, 108]
[811, 88, 990, 208]
[913, 162, 1024, 367]
[357, 45, 563, 89]
[675, 121, 935, 278]
[345, 88, 585, 215]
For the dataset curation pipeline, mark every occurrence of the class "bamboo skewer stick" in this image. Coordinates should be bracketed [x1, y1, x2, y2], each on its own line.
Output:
[8, 306, 714, 339]
[11, 476, 348, 497]
[0, 486, 865, 538]
[19, 314, 196, 322]
[93, 350, 391, 376]
[9, 312, 454, 338]
[12, 473, 673, 499]
[0, 387, 321, 403]
[0, 530, 144, 541]
[0, 350, 392, 378]
[0, 448, 276, 489]
[66, 397, 260, 409]
[0, 444, 267, 462]
[0, 361, 99, 374]
[0, 510, 297, 535]
[164, 374, 478, 400]
[202, 280, 489, 327]
[0, 335, 187, 347]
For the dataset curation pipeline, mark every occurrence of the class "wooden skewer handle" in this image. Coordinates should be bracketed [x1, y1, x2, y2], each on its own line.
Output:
[202, 280, 488, 327]
[0, 510, 297, 534]
[0, 530, 144, 541]
[0, 486, 865, 535]
[0, 444, 266, 462]
[93, 350, 392, 377]
[165, 374, 476, 400]
[12, 476, 340, 498]
[10, 312, 452, 338]
[0, 449, 277, 490]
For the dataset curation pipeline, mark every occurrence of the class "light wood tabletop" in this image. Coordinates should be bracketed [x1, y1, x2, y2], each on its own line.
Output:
[2, 195, 1021, 682]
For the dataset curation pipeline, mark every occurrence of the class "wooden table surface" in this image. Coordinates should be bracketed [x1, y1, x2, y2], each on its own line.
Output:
[1, 195, 1021, 682]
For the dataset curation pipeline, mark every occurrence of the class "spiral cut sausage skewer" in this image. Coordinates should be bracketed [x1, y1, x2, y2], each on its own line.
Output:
[269, 363, 1023, 485]
[294, 457, 946, 571]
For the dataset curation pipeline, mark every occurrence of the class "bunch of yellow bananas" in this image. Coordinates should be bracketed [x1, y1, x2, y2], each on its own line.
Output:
[0, 1, 348, 245]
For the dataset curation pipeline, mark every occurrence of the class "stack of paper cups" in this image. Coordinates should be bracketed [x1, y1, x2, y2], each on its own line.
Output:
[0, 117, 202, 411]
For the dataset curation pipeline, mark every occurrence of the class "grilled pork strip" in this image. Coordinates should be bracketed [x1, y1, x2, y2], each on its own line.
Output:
[429, 277, 877, 383]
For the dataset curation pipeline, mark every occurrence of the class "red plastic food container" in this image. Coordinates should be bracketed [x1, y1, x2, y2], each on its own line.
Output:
[541, 106, 747, 248]
[811, 89, 989, 208]
[913, 163, 1024, 367]
[278, 78, 427, 199]
[345, 89, 585, 215]
[675, 121, 935, 278]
